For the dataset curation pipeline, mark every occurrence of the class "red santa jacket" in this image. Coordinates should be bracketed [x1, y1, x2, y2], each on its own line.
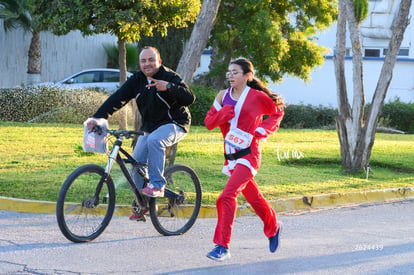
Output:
[204, 86, 284, 176]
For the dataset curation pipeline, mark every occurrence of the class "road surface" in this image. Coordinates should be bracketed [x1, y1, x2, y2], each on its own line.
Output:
[1, 199, 414, 274]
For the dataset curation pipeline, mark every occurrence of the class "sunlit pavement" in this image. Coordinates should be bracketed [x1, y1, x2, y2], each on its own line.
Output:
[1, 199, 414, 274]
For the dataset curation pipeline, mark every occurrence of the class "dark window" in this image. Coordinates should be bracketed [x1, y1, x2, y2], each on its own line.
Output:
[383, 48, 409, 56]
[72, 72, 96, 83]
[399, 48, 409, 56]
[364, 49, 381, 57]
[103, 72, 119, 82]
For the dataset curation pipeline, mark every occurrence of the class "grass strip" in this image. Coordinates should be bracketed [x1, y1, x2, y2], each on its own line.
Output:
[0, 121, 413, 205]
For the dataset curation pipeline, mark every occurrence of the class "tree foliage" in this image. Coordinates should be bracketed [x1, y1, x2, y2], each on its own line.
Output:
[103, 42, 139, 72]
[34, 0, 200, 40]
[0, 0, 32, 31]
[138, 27, 192, 70]
[0, 0, 46, 79]
[353, 0, 369, 24]
[207, 0, 338, 87]
[33, 0, 201, 129]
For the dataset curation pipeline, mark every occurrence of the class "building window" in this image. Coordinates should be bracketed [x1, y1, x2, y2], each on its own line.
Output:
[383, 48, 409, 56]
[365, 49, 381, 57]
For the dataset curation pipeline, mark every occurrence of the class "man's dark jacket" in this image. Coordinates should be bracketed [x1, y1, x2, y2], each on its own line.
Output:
[93, 66, 195, 133]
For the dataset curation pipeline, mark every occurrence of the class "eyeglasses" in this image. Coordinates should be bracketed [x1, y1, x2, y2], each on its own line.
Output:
[226, 71, 243, 78]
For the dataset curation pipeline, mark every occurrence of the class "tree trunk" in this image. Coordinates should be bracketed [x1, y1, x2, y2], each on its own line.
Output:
[334, 0, 352, 168]
[166, 0, 221, 167]
[27, 31, 41, 84]
[176, 0, 221, 84]
[335, 0, 412, 172]
[361, 0, 412, 165]
[118, 39, 128, 130]
[335, 0, 367, 172]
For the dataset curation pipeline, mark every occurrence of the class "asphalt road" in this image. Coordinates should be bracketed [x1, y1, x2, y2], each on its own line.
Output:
[1, 199, 414, 275]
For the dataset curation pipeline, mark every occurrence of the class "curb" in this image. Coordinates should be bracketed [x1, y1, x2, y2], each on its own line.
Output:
[1, 187, 414, 217]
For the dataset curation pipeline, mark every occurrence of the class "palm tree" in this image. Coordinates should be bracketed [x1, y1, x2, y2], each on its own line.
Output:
[0, 0, 42, 84]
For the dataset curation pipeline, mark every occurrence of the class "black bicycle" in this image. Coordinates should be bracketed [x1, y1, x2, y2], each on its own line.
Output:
[56, 126, 202, 243]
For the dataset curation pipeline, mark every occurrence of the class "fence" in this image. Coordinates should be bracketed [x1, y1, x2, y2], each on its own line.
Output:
[0, 20, 117, 88]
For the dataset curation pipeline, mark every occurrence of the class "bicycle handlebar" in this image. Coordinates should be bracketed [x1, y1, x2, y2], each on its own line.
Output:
[92, 125, 144, 139]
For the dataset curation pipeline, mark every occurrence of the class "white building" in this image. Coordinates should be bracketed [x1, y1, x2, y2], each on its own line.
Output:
[196, 0, 414, 107]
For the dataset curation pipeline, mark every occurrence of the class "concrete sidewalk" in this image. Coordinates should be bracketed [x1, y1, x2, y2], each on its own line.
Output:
[1, 186, 413, 217]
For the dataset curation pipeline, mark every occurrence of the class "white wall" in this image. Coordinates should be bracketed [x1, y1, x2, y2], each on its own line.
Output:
[0, 20, 117, 88]
[270, 0, 414, 107]
[195, 0, 414, 107]
[270, 0, 414, 108]
[269, 58, 414, 107]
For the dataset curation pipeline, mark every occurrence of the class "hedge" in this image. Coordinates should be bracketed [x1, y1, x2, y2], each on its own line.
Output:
[1, 86, 412, 133]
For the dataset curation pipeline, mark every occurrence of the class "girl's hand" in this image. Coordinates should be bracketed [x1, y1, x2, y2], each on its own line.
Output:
[220, 105, 235, 121]
[254, 127, 268, 141]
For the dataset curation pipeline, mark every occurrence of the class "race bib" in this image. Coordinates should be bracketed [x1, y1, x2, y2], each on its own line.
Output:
[224, 128, 253, 150]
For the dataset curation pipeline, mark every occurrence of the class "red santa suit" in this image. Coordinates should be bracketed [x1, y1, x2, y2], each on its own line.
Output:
[204, 86, 284, 249]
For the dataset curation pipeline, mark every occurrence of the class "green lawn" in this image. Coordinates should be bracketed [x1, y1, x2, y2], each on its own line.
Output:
[0, 121, 413, 205]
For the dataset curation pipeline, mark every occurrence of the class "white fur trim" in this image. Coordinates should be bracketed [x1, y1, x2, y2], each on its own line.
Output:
[229, 86, 250, 130]
[255, 127, 266, 135]
[222, 165, 232, 176]
[237, 158, 257, 176]
[222, 158, 257, 177]
[213, 99, 222, 111]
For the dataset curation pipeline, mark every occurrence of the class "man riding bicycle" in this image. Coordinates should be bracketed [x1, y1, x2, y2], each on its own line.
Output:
[87, 46, 195, 220]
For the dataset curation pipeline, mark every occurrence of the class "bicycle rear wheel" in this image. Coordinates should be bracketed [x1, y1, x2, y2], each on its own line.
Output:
[56, 164, 116, 243]
[149, 164, 202, 236]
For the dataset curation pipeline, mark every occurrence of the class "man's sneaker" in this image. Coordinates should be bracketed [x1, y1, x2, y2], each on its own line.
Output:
[141, 184, 165, 198]
[269, 221, 283, 253]
[129, 208, 148, 222]
[206, 245, 231, 262]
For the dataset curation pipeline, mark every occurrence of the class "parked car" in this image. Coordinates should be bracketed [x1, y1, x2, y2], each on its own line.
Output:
[37, 68, 133, 93]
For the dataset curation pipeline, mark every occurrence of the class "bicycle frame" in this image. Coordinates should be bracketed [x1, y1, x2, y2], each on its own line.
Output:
[57, 127, 202, 241]
[93, 132, 182, 210]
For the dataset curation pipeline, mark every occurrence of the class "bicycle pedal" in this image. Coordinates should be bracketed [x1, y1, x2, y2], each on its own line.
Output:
[137, 216, 146, 222]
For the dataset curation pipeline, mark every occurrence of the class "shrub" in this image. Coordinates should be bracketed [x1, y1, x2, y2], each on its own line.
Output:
[281, 104, 338, 129]
[0, 86, 129, 125]
[1, 86, 412, 133]
[380, 99, 414, 133]
[0, 87, 37, 122]
[188, 86, 340, 129]
[188, 85, 217, 126]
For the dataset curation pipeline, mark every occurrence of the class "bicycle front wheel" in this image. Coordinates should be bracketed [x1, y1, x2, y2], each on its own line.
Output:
[149, 164, 202, 236]
[56, 164, 116, 243]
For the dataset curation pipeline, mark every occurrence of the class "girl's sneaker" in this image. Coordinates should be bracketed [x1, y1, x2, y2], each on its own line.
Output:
[206, 245, 231, 261]
[269, 221, 283, 253]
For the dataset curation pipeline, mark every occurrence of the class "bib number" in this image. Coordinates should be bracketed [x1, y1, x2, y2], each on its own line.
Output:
[225, 128, 253, 150]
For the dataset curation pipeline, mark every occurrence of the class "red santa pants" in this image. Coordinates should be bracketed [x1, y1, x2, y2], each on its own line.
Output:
[213, 164, 278, 249]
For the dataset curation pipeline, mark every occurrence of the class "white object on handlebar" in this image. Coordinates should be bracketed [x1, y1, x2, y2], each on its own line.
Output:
[82, 118, 109, 154]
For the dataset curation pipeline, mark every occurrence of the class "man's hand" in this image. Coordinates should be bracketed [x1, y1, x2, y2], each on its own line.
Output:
[86, 119, 98, 132]
[146, 77, 169, 91]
